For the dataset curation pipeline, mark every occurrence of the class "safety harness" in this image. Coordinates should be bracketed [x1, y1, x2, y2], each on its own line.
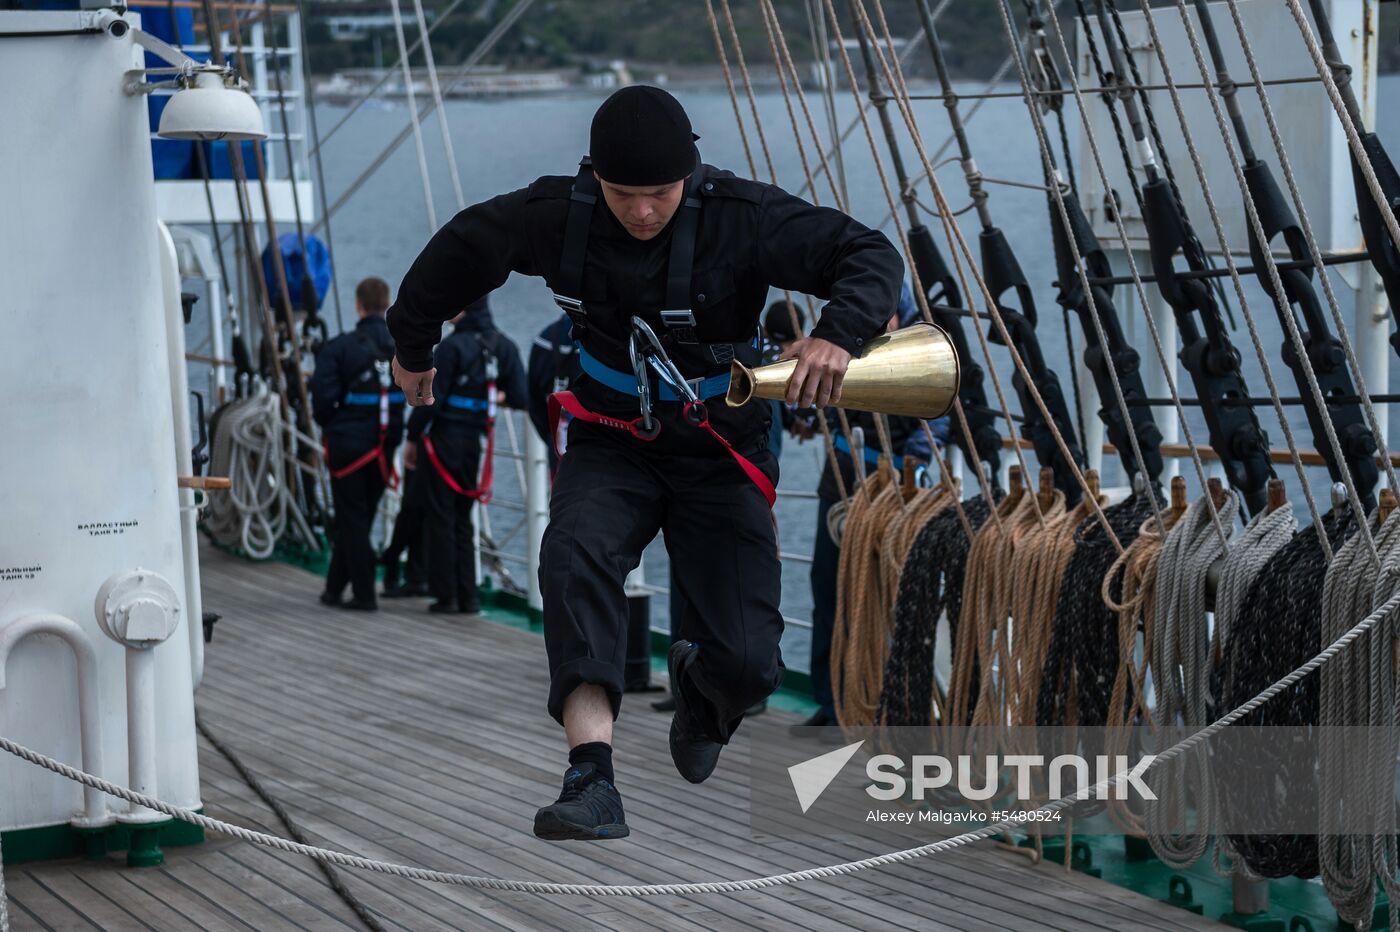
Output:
[327, 355, 403, 488]
[545, 157, 775, 508]
[422, 337, 498, 503]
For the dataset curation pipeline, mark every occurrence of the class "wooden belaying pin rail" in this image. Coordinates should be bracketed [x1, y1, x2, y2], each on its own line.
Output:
[1379, 488, 1397, 525]
[1037, 468, 1055, 513]
[1169, 476, 1189, 523]
[178, 476, 232, 490]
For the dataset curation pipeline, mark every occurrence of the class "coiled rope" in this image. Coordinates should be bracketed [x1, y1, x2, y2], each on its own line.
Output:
[878, 491, 1001, 728]
[203, 386, 320, 559]
[1145, 487, 1238, 869]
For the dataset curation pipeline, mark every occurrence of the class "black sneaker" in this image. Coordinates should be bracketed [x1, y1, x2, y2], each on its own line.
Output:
[382, 582, 429, 599]
[668, 641, 722, 784]
[533, 764, 629, 841]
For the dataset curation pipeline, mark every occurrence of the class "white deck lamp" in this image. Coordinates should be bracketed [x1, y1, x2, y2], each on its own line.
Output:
[123, 26, 266, 141]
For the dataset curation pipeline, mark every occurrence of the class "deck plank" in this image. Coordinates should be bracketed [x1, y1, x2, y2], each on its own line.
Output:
[4, 543, 1228, 930]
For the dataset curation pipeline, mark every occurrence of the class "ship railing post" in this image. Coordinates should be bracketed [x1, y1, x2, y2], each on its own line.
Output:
[524, 422, 549, 621]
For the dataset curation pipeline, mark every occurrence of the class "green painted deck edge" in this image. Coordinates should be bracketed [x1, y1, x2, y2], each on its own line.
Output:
[2, 812, 204, 865]
[1021, 831, 1380, 930]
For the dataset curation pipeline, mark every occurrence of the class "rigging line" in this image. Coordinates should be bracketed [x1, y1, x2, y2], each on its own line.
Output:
[1130, 0, 1339, 557]
[310, 0, 474, 158]
[874, 52, 1018, 236]
[387, 0, 437, 232]
[791, 16, 934, 204]
[264, 10, 319, 336]
[312, 0, 534, 236]
[804, 0, 847, 206]
[816, 0, 1005, 525]
[1038, 0, 1245, 546]
[224, 6, 320, 454]
[704, 0, 859, 503]
[200, 0, 298, 447]
[893, 75, 1325, 102]
[1097, 0, 1232, 324]
[999, 0, 1168, 538]
[759, 0, 842, 209]
[756, 0, 821, 206]
[1219, 0, 1399, 500]
[913, 0, 1088, 513]
[1286, 0, 1400, 332]
[812, 0, 1008, 517]
[291, 0, 343, 330]
[411, 0, 465, 212]
[1175, 0, 1380, 560]
[856, 0, 1122, 542]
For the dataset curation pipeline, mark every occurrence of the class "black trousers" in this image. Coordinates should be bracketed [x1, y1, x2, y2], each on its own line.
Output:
[424, 430, 482, 605]
[807, 494, 841, 718]
[382, 464, 428, 587]
[540, 422, 784, 744]
[326, 440, 391, 604]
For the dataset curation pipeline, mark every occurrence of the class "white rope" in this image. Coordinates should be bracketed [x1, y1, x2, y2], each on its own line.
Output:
[0, 811, 8, 932]
[3, 583, 1399, 897]
[387, 0, 437, 233]
[1207, 496, 1296, 879]
[410, 0, 465, 213]
[1318, 506, 1400, 929]
[1146, 490, 1236, 868]
[204, 387, 320, 560]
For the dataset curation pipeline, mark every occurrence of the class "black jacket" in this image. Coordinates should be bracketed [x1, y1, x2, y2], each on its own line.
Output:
[526, 313, 580, 443]
[406, 306, 528, 442]
[388, 165, 903, 456]
[310, 315, 404, 451]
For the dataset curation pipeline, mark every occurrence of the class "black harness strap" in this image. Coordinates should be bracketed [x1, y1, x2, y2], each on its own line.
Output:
[553, 157, 598, 332]
[660, 164, 708, 343]
[552, 156, 736, 366]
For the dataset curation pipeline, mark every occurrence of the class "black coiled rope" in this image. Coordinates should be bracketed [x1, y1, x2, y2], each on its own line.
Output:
[1218, 509, 1358, 880]
[877, 493, 1001, 727]
[1037, 492, 1157, 728]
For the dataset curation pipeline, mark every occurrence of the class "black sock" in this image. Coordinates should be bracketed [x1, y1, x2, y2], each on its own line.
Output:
[568, 742, 614, 785]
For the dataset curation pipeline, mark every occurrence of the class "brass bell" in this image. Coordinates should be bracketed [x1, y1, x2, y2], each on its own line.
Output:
[725, 322, 959, 419]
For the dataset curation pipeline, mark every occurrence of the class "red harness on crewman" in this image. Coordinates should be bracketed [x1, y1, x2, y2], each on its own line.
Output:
[421, 377, 497, 504]
[546, 390, 777, 508]
[325, 377, 399, 489]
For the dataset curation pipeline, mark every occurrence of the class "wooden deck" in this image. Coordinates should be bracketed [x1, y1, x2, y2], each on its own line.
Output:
[4, 544, 1225, 931]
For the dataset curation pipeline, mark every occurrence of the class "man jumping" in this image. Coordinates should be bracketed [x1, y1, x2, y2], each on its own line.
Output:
[387, 86, 901, 840]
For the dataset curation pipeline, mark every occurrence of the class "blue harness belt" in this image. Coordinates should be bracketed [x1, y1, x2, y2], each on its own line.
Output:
[578, 345, 730, 402]
[344, 391, 405, 405]
[445, 395, 490, 412]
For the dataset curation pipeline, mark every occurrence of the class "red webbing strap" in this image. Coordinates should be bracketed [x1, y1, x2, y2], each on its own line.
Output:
[545, 391, 775, 509]
[420, 384, 496, 503]
[324, 384, 398, 488]
[682, 402, 777, 509]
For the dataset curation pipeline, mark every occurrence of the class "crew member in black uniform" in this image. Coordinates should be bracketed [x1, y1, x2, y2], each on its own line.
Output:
[405, 296, 527, 614]
[526, 312, 581, 471]
[387, 86, 901, 841]
[311, 277, 405, 611]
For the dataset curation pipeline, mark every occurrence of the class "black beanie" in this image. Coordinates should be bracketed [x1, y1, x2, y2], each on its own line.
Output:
[590, 85, 699, 186]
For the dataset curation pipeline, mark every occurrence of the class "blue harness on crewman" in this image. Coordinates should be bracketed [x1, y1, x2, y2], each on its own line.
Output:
[344, 391, 406, 405]
[577, 345, 730, 401]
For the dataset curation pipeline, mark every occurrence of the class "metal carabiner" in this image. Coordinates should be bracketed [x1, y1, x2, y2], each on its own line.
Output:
[630, 316, 698, 405]
[627, 324, 656, 434]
